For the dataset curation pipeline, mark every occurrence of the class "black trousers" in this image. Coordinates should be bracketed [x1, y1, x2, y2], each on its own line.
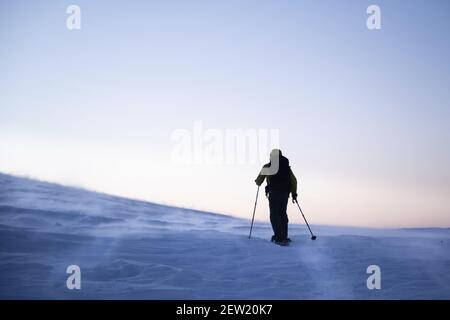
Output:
[268, 191, 289, 241]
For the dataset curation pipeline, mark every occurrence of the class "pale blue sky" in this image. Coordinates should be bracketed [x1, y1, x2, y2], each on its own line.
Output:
[1, 0, 450, 227]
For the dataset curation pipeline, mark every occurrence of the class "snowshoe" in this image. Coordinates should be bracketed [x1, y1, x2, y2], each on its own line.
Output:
[274, 239, 290, 246]
[271, 235, 291, 243]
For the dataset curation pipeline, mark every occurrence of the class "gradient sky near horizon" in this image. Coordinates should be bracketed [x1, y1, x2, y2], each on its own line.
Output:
[1, 0, 450, 228]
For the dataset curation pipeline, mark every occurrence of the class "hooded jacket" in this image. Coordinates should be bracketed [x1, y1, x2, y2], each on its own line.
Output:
[255, 152, 297, 195]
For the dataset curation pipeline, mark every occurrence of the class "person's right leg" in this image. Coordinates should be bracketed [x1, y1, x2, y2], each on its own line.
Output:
[279, 192, 289, 240]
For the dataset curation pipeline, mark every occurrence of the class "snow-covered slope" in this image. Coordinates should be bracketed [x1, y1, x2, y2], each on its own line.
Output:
[0, 173, 449, 299]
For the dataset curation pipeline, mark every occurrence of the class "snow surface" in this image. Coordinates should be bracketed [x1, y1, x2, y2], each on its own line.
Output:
[0, 173, 449, 299]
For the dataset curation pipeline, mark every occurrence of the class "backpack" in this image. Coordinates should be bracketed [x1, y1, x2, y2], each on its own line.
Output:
[265, 155, 291, 192]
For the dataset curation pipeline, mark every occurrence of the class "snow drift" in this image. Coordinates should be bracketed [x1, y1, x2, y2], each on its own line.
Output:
[0, 172, 449, 299]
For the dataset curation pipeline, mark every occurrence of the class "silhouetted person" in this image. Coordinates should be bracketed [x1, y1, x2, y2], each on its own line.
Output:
[255, 149, 297, 246]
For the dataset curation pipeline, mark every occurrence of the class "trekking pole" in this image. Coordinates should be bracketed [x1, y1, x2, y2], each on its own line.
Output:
[294, 200, 317, 240]
[248, 186, 260, 239]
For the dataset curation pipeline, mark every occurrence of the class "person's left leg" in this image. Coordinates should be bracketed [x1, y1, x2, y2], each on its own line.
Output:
[279, 192, 289, 240]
